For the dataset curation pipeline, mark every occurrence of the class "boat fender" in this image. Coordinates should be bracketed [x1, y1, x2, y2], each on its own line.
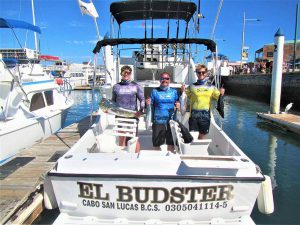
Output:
[43, 174, 58, 209]
[257, 175, 274, 214]
[55, 78, 63, 85]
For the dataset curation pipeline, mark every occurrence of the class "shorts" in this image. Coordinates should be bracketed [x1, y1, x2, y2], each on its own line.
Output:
[188, 110, 211, 134]
[116, 116, 139, 141]
[152, 123, 174, 147]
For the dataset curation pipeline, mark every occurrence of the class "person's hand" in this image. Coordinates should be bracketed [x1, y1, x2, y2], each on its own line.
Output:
[134, 111, 143, 118]
[146, 98, 151, 105]
[181, 84, 186, 93]
[175, 101, 180, 110]
[220, 87, 225, 96]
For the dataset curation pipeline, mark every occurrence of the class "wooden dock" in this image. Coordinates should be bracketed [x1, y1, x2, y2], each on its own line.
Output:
[73, 85, 92, 90]
[0, 116, 95, 225]
[257, 113, 300, 135]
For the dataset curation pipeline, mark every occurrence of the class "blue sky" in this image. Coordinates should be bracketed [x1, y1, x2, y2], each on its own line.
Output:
[0, 0, 299, 64]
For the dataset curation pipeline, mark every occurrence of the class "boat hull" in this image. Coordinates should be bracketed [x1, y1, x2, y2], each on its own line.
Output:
[0, 109, 69, 165]
[48, 175, 261, 223]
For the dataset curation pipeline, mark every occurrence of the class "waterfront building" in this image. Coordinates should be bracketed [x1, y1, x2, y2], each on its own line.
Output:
[255, 40, 300, 71]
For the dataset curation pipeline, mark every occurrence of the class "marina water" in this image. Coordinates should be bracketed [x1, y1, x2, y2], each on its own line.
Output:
[34, 90, 300, 225]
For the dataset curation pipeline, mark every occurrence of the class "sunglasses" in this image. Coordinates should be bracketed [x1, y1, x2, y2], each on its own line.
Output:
[160, 77, 170, 81]
[196, 71, 206, 75]
[123, 71, 131, 75]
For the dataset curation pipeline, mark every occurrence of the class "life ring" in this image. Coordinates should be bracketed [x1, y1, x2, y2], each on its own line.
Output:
[55, 78, 63, 85]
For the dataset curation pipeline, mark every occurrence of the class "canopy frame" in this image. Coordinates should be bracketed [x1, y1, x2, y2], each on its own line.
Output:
[93, 38, 216, 54]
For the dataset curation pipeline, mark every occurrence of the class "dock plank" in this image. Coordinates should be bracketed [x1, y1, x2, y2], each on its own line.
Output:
[257, 113, 300, 134]
[0, 115, 95, 224]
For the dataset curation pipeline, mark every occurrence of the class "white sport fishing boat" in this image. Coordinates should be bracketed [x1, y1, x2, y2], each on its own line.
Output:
[45, 1, 274, 224]
[0, 18, 73, 165]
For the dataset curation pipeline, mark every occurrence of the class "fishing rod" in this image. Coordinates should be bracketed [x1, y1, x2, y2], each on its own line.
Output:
[182, 1, 192, 61]
[197, 0, 201, 33]
[90, 53, 98, 127]
[175, 0, 182, 63]
[166, 0, 171, 60]
[151, 0, 154, 39]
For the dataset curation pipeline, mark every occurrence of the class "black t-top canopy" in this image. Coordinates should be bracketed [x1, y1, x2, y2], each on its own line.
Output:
[110, 1, 197, 24]
[93, 38, 216, 54]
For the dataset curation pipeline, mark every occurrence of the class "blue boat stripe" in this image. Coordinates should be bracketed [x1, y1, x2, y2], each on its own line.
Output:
[22, 80, 54, 86]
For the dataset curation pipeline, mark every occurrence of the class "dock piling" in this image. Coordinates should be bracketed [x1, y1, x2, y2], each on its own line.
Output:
[270, 28, 285, 114]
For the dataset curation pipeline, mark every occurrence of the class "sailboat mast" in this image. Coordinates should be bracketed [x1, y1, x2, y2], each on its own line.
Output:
[31, 0, 38, 52]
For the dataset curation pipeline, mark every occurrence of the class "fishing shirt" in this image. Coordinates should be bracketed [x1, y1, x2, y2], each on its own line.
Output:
[112, 81, 145, 111]
[186, 81, 220, 111]
[150, 87, 179, 124]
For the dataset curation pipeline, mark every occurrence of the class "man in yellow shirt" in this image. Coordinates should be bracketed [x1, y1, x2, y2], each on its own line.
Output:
[181, 64, 225, 139]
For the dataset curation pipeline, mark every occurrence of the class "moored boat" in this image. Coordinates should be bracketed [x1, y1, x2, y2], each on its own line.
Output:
[0, 18, 73, 165]
[45, 1, 274, 224]
[46, 109, 273, 224]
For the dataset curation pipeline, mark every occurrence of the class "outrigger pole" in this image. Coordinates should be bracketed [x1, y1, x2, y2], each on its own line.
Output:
[77, 0, 102, 126]
[203, 0, 223, 62]
[31, 0, 38, 52]
[90, 0, 99, 127]
[93, 17, 101, 40]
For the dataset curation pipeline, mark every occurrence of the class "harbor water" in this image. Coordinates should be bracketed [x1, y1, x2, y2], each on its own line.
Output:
[34, 90, 300, 225]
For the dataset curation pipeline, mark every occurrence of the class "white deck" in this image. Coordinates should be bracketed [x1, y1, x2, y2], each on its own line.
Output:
[53, 213, 256, 225]
[52, 111, 261, 178]
[47, 103, 267, 225]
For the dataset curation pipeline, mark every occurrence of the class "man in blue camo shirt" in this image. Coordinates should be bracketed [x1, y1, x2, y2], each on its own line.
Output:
[146, 72, 180, 151]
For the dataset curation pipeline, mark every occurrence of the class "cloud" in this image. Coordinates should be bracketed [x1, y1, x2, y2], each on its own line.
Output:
[63, 55, 91, 59]
[88, 38, 103, 44]
[39, 21, 48, 29]
[5, 10, 18, 17]
[69, 21, 84, 27]
[65, 40, 84, 45]
[65, 39, 102, 45]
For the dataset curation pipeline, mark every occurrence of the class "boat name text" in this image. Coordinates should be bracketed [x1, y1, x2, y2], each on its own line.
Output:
[77, 182, 234, 204]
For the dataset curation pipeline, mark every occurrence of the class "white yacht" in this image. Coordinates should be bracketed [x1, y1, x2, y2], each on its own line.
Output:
[44, 1, 274, 224]
[63, 63, 88, 89]
[63, 63, 105, 89]
[0, 18, 73, 165]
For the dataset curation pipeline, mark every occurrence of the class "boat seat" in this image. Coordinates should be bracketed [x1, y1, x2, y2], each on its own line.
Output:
[112, 117, 138, 138]
[96, 116, 138, 153]
[179, 139, 212, 156]
[97, 133, 138, 153]
[169, 120, 211, 156]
